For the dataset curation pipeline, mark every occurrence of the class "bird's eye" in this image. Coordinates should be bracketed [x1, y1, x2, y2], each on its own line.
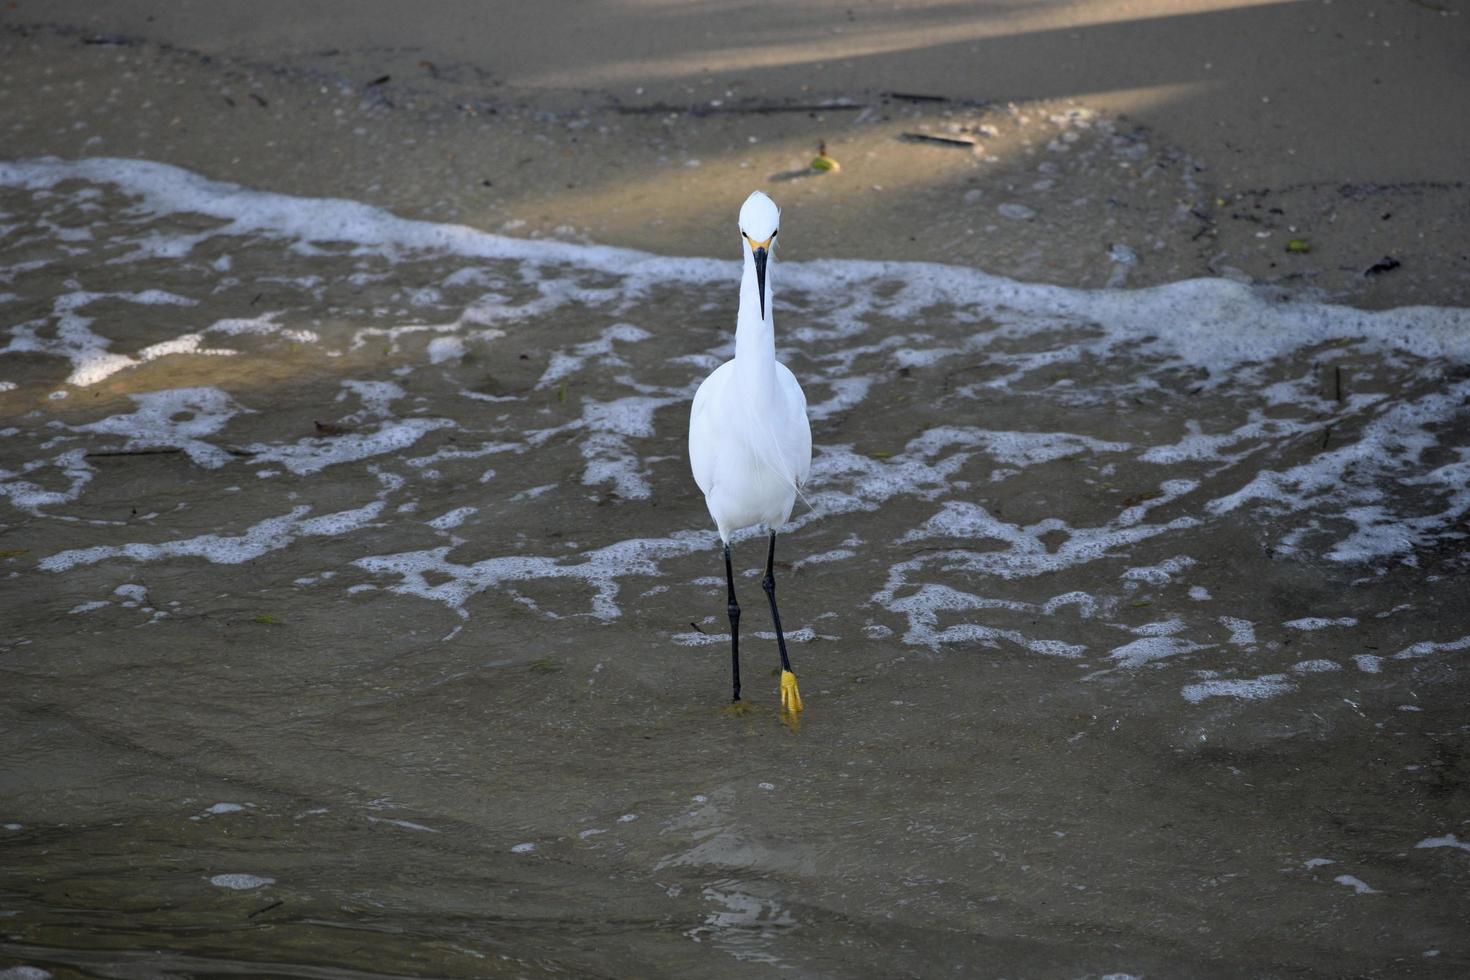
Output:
[771, 230, 778, 238]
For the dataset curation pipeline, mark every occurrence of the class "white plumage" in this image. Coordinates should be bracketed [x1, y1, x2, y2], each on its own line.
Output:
[688, 191, 811, 716]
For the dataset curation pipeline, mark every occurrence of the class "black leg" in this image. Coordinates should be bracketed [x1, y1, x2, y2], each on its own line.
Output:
[725, 542, 741, 702]
[764, 531, 803, 716]
[762, 531, 793, 673]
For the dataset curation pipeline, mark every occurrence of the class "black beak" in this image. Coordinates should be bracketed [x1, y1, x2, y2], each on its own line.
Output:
[753, 246, 768, 320]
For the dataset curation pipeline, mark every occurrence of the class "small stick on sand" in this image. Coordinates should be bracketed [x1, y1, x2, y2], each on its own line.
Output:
[900, 132, 976, 149]
[87, 446, 257, 458]
[87, 447, 184, 459]
[612, 101, 865, 117]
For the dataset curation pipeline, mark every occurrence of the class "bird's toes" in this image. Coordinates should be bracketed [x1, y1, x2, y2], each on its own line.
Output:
[779, 670, 804, 715]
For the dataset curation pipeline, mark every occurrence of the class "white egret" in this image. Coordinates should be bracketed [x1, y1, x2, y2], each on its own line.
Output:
[688, 191, 812, 718]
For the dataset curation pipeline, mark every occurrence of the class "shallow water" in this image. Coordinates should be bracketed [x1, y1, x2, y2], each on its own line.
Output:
[2, 159, 1468, 977]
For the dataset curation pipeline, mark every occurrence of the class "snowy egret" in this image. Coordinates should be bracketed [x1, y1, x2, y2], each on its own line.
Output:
[689, 191, 812, 718]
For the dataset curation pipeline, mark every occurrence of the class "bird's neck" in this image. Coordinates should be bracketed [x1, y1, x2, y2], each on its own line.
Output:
[735, 254, 776, 392]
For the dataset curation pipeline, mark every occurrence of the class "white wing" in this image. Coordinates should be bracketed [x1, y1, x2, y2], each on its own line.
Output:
[688, 359, 735, 497]
[690, 359, 811, 504]
[775, 362, 812, 490]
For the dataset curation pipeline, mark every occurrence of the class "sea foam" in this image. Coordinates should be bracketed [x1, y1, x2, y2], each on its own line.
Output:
[4, 157, 1468, 707]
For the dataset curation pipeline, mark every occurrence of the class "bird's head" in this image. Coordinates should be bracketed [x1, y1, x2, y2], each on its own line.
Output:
[738, 191, 780, 320]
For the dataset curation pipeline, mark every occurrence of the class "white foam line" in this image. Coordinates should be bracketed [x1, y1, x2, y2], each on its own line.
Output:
[3, 158, 1466, 375]
[1127, 618, 1186, 637]
[1, 448, 94, 515]
[1291, 659, 1341, 674]
[39, 501, 385, 572]
[339, 378, 405, 419]
[527, 395, 683, 499]
[871, 582, 1084, 656]
[1415, 834, 1470, 853]
[1, 288, 199, 387]
[1181, 674, 1295, 704]
[1122, 555, 1196, 585]
[1333, 874, 1379, 895]
[1393, 634, 1470, 660]
[908, 427, 1130, 467]
[77, 386, 248, 469]
[784, 441, 971, 536]
[672, 627, 820, 647]
[1284, 617, 1358, 631]
[1109, 635, 1209, 669]
[405, 439, 523, 469]
[209, 873, 274, 890]
[367, 816, 440, 833]
[536, 323, 651, 389]
[807, 376, 872, 421]
[1219, 616, 1257, 647]
[1207, 381, 1470, 563]
[246, 418, 454, 476]
[791, 547, 855, 570]
[893, 482, 1199, 580]
[1140, 412, 1315, 466]
[428, 506, 477, 531]
[202, 802, 246, 815]
[354, 530, 711, 620]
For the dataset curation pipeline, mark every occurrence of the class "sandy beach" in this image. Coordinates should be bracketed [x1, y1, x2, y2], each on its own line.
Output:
[4, 0, 1467, 305]
[2, 2, 1469, 977]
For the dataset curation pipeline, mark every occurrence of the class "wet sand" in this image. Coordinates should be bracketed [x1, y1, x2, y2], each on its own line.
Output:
[3, 3, 1470, 978]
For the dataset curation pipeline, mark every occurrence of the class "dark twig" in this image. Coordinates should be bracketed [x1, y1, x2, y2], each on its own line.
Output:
[87, 445, 256, 459]
[248, 900, 284, 919]
[611, 101, 865, 117]
[885, 91, 992, 109]
[900, 133, 976, 148]
[884, 91, 950, 103]
[87, 447, 183, 459]
[1364, 256, 1400, 277]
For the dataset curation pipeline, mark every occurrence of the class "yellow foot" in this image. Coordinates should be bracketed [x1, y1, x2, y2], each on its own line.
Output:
[779, 670, 804, 715]
[723, 699, 756, 718]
